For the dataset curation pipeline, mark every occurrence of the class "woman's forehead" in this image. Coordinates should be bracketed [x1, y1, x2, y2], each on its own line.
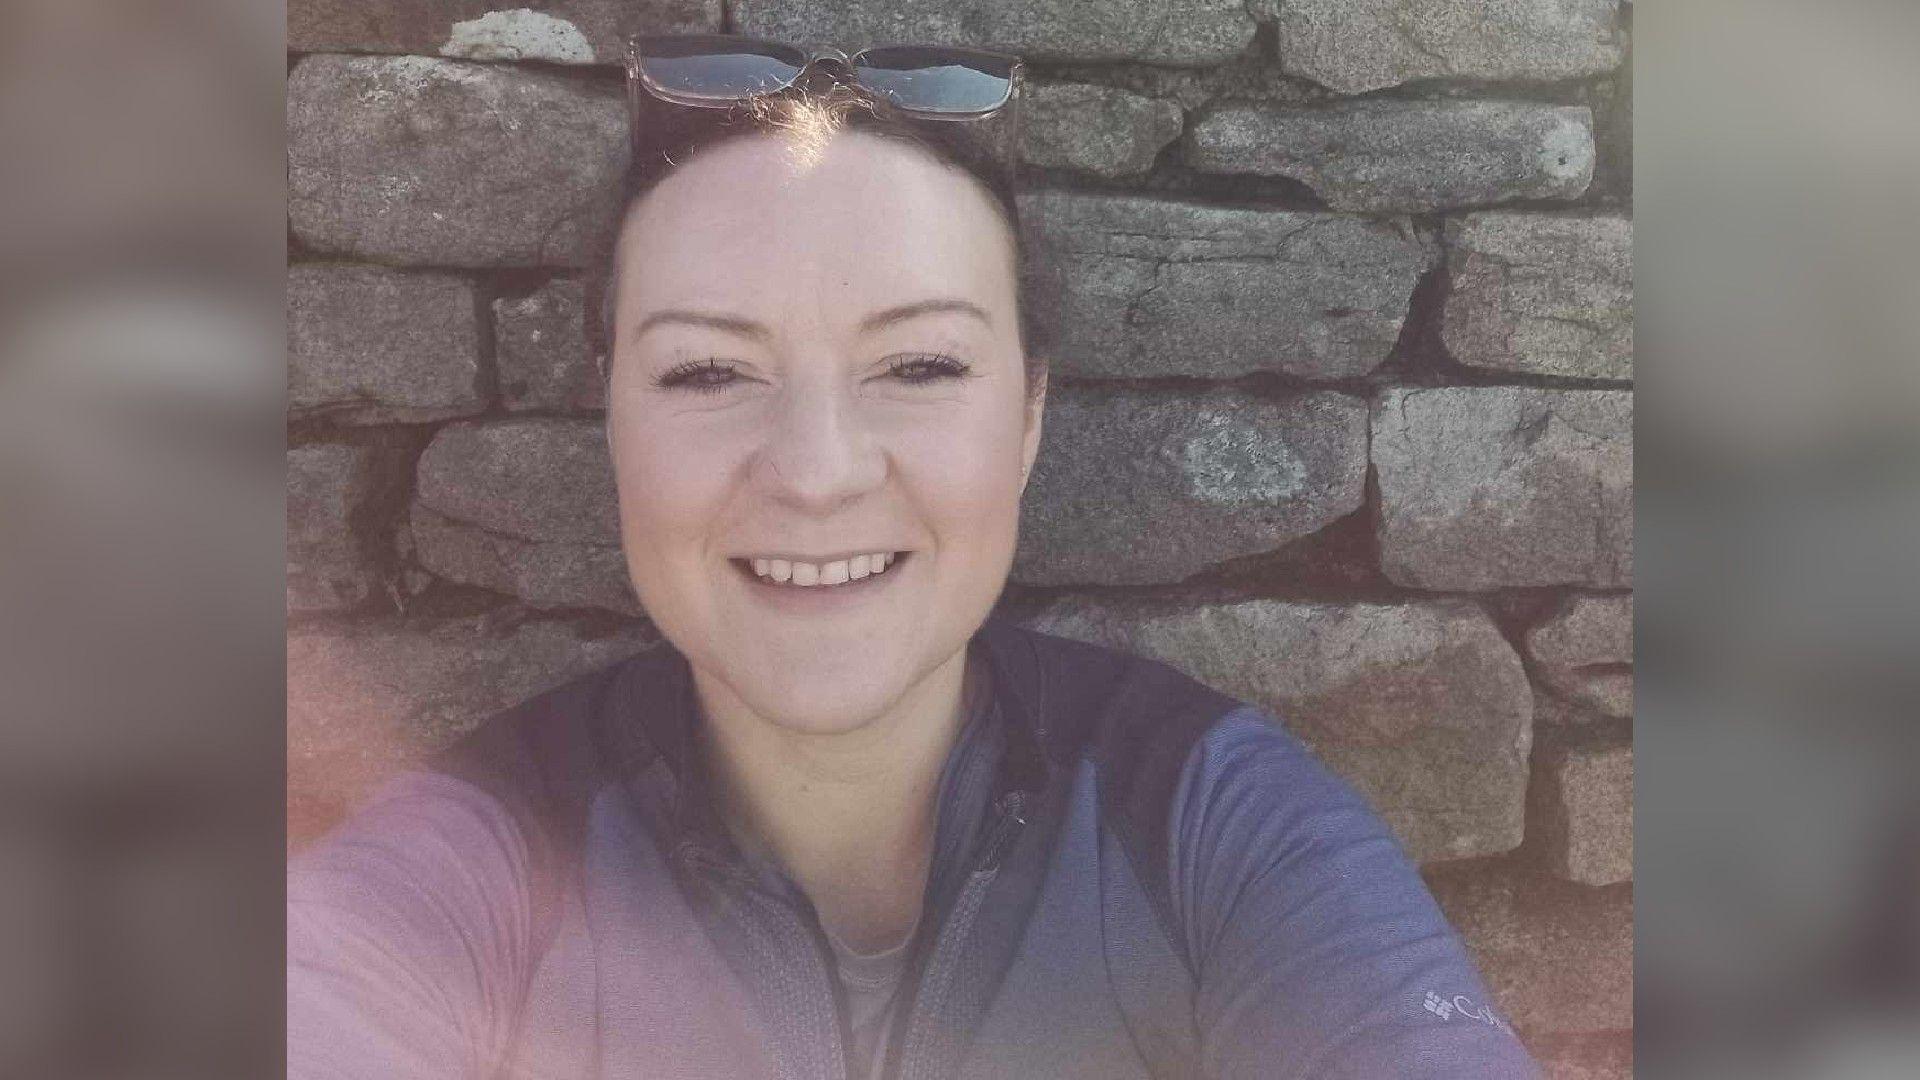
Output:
[618, 131, 1017, 322]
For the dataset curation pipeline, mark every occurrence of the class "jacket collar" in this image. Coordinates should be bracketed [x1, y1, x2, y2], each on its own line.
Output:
[618, 615, 1057, 861]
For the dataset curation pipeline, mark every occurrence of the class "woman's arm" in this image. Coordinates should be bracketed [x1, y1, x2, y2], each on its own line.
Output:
[288, 772, 537, 1080]
[1170, 710, 1540, 1079]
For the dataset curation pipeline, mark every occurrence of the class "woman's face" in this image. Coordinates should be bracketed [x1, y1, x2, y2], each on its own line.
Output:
[606, 130, 1043, 735]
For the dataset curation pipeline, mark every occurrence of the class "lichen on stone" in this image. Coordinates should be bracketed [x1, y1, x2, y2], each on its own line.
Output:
[441, 9, 595, 65]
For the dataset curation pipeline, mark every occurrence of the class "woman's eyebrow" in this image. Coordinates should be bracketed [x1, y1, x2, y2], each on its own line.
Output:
[631, 299, 992, 343]
[857, 298, 994, 335]
[632, 309, 771, 343]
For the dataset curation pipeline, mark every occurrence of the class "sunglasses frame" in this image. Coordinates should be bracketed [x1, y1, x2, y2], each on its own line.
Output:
[623, 33, 1026, 137]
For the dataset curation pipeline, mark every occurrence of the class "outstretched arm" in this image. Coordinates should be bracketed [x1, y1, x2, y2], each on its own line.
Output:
[1171, 710, 1540, 1079]
[288, 773, 535, 1080]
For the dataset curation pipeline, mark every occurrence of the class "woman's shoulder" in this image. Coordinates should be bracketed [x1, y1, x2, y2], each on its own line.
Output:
[991, 617, 1251, 730]
[996, 618, 1367, 849]
[290, 640, 674, 900]
[994, 617, 1299, 773]
[1003, 617, 1399, 868]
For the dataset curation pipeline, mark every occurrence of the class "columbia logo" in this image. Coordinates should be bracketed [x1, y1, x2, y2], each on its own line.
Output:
[1420, 990, 1514, 1036]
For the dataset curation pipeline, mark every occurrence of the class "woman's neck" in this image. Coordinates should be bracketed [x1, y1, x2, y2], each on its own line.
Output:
[691, 645, 981, 952]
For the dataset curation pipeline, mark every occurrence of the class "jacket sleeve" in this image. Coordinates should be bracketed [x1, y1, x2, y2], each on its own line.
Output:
[287, 772, 536, 1080]
[1169, 709, 1541, 1079]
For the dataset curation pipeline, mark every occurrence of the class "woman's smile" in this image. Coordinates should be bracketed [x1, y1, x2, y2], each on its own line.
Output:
[727, 551, 915, 612]
[739, 550, 903, 586]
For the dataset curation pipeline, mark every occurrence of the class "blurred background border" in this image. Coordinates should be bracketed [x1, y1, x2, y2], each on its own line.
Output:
[0, 1, 1915, 1076]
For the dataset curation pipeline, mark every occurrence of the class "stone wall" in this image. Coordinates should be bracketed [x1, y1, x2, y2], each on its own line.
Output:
[287, 3, 1632, 1073]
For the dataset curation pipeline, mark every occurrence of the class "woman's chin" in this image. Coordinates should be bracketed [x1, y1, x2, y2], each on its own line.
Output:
[734, 678, 904, 736]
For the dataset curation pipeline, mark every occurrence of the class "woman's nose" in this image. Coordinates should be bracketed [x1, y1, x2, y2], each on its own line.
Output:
[751, 379, 885, 513]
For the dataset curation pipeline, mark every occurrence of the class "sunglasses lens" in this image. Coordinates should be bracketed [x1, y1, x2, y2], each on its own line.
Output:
[632, 35, 808, 101]
[854, 46, 1016, 114]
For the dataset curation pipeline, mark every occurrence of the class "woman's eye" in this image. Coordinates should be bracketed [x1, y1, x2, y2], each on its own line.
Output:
[653, 355, 974, 395]
[884, 354, 974, 384]
[653, 358, 740, 395]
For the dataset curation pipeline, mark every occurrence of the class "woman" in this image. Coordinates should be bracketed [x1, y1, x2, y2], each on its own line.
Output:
[289, 36, 1538, 1079]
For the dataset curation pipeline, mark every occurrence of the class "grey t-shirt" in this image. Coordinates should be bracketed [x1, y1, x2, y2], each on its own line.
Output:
[727, 832, 925, 1080]
[825, 906, 921, 1080]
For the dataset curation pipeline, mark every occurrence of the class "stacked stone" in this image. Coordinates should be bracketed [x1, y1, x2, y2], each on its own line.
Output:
[287, 2, 1631, 1071]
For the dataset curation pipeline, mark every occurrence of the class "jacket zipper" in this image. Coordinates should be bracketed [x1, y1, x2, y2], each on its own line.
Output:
[679, 842, 852, 1080]
[881, 789, 1029, 1080]
[679, 786, 1030, 1080]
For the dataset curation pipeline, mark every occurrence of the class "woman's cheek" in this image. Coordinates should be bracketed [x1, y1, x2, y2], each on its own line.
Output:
[611, 418, 702, 535]
[890, 404, 1025, 512]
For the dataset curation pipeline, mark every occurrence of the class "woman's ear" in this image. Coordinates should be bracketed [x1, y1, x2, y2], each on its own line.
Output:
[602, 363, 616, 457]
[598, 349, 617, 456]
[1020, 365, 1047, 492]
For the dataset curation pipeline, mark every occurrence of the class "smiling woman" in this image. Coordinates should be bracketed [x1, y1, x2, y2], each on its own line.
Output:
[599, 84, 1048, 981]
[288, 34, 1539, 1080]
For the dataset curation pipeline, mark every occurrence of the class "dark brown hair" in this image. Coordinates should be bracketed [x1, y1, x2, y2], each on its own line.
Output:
[597, 79, 1057, 398]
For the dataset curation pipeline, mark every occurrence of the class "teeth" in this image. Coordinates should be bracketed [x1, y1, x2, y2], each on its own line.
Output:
[746, 552, 901, 587]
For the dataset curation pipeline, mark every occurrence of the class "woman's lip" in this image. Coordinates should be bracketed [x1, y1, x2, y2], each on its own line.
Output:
[730, 550, 907, 563]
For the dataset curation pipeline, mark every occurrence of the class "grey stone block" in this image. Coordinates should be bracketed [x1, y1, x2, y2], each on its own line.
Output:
[288, 617, 657, 843]
[288, 264, 485, 424]
[1015, 386, 1368, 585]
[415, 417, 620, 544]
[1021, 83, 1183, 177]
[288, 444, 396, 611]
[288, 55, 627, 267]
[1026, 597, 1533, 862]
[290, 0, 720, 65]
[1374, 388, 1632, 590]
[1540, 740, 1633, 886]
[1428, 865, 1632, 1036]
[1533, 1033, 1633, 1080]
[1188, 99, 1594, 212]
[410, 418, 632, 610]
[732, 0, 1258, 65]
[1257, 0, 1626, 95]
[1020, 191, 1433, 379]
[412, 505, 639, 614]
[1527, 594, 1632, 717]
[1444, 213, 1633, 380]
[495, 278, 605, 413]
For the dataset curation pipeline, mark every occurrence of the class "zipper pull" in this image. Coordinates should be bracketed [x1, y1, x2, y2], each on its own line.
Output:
[977, 790, 1029, 872]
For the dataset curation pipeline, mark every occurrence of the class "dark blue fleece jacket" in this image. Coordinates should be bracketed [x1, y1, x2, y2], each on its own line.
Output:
[288, 616, 1539, 1079]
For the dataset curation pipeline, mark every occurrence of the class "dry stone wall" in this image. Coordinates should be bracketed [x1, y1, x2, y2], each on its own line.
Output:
[286, 2, 1632, 1070]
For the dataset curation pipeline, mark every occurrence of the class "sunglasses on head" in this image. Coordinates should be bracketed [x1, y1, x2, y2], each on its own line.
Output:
[624, 33, 1025, 148]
